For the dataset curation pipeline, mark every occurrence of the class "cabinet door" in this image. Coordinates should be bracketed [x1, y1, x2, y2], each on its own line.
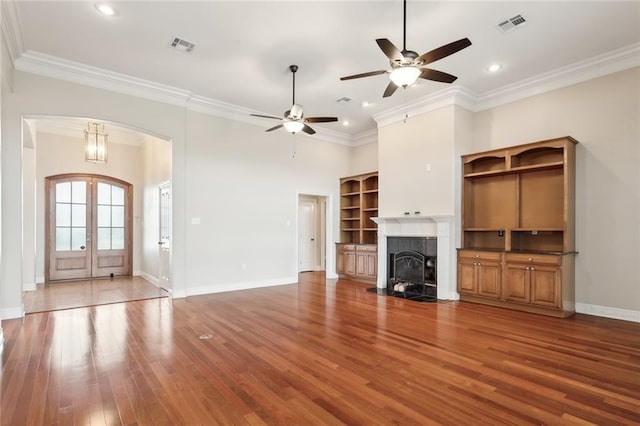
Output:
[531, 266, 561, 308]
[356, 253, 366, 276]
[457, 260, 477, 295]
[503, 264, 531, 303]
[477, 262, 501, 298]
[337, 252, 346, 274]
[365, 253, 377, 279]
[344, 252, 356, 275]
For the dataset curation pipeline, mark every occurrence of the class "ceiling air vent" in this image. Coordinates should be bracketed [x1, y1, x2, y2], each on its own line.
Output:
[170, 37, 196, 53]
[336, 97, 352, 104]
[497, 14, 527, 33]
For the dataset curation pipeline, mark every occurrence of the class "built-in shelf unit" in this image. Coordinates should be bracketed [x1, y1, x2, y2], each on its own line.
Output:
[458, 137, 578, 317]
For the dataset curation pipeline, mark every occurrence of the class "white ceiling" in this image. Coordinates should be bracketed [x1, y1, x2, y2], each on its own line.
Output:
[9, 1, 640, 139]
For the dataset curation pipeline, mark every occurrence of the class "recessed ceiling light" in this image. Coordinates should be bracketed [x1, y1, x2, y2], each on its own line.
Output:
[343, 120, 350, 126]
[488, 63, 502, 73]
[361, 101, 369, 107]
[96, 3, 116, 16]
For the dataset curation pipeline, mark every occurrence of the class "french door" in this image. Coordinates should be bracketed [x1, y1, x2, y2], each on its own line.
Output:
[46, 174, 132, 281]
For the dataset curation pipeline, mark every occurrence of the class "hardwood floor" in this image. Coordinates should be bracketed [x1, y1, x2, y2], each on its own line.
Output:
[2, 272, 639, 425]
[23, 276, 168, 314]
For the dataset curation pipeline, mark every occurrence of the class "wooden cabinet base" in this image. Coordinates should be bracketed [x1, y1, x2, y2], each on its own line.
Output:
[337, 243, 377, 284]
[459, 294, 575, 318]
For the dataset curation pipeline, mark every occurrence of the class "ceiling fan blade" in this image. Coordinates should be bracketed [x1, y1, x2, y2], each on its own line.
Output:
[251, 114, 283, 121]
[302, 124, 316, 135]
[265, 124, 284, 132]
[305, 117, 338, 123]
[376, 38, 404, 62]
[417, 38, 472, 65]
[340, 70, 387, 81]
[383, 81, 399, 98]
[419, 68, 458, 83]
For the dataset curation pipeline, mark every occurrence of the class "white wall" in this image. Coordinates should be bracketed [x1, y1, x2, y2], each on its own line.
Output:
[471, 67, 640, 314]
[182, 110, 350, 294]
[350, 142, 378, 176]
[378, 106, 456, 217]
[34, 132, 145, 282]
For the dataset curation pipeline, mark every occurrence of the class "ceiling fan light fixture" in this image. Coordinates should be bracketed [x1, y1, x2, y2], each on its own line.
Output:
[389, 66, 421, 88]
[283, 120, 304, 134]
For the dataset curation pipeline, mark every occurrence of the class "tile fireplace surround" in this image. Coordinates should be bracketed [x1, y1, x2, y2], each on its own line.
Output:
[372, 216, 458, 300]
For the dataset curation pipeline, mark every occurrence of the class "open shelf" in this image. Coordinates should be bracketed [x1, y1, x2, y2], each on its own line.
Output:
[338, 171, 378, 246]
[511, 146, 564, 168]
[511, 230, 564, 253]
[463, 155, 506, 176]
[464, 230, 506, 251]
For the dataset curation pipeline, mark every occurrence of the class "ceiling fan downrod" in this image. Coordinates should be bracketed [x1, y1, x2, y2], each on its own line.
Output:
[290, 64, 298, 106]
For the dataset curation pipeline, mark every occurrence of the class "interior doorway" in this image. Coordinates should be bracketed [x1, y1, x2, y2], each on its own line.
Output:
[158, 182, 171, 291]
[45, 174, 133, 281]
[298, 194, 327, 272]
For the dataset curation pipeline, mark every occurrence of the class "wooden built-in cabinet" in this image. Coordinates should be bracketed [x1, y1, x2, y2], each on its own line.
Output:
[458, 137, 577, 317]
[337, 172, 378, 283]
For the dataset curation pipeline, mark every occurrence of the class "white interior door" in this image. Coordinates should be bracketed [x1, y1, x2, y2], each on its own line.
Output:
[158, 183, 171, 289]
[298, 197, 318, 272]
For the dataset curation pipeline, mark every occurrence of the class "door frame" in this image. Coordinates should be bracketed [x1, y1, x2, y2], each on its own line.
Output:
[296, 193, 332, 276]
[45, 173, 133, 282]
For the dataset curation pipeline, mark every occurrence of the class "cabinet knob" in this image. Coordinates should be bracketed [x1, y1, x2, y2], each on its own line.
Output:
[475, 255, 480, 258]
[525, 267, 530, 270]
[528, 257, 533, 261]
[531, 267, 535, 271]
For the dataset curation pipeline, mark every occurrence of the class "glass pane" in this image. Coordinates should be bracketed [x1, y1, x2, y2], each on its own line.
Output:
[56, 182, 71, 203]
[56, 227, 71, 251]
[112, 228, 124, 250]
[111, 206, 124, 227]
[97, 183, 111, 205]
[112, 186, 125, 206]
[71, 228, 86, 250]
[97, 205, 111, 227]
[56, 203, 71, 227]
[71, 204, 86, 227]
[97, 228, 111, 250]
[71, 181, 86, 204]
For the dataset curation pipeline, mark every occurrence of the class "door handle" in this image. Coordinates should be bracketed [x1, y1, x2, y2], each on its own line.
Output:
[80, 245, 86, 250]
[310, 238, 315, 241]
[158, 241, 165, 245]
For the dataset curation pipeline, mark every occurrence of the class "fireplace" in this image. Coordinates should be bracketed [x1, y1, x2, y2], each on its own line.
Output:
[386, 237, 437, 301]
[372, 215, 457, 301]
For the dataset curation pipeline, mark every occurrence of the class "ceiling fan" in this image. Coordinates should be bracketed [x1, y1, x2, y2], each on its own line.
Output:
[251, 65, 338, 135]
[340, 0, 472, 98]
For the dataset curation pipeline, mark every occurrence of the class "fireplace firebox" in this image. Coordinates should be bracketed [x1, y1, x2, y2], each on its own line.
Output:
[372, 236, 437, 302]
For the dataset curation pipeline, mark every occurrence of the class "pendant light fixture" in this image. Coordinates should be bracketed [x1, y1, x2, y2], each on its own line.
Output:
[84, 122, 108, 163]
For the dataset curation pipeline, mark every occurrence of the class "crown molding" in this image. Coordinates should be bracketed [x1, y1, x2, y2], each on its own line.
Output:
[474, 41, 640, 111]
[373, 42, 640, 129]
[16, 50, 192, 107]
[1, 1, 24, 66]
[352, 129, 378, 146]
[372, 86, 478, 129]
[14, 50, 354, 146]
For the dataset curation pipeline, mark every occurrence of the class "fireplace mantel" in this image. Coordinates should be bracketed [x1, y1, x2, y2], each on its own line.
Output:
[372, 215, 458, 300]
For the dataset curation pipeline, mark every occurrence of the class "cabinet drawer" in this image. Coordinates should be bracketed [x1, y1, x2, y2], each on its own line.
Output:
[356, 245, 377, 252]
[337, 244, 356, 252]
[505, 253, 561, 266]
[458, 250, 502, 261]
